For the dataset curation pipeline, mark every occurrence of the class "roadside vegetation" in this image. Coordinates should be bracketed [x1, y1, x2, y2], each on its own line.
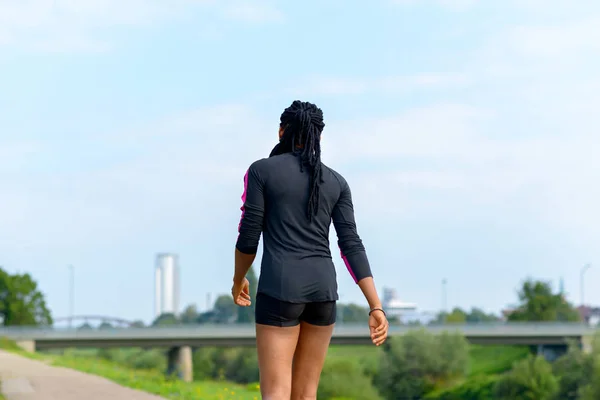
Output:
[2, 265, 597, 399]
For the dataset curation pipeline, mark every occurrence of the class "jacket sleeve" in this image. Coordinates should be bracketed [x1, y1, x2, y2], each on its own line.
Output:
[235, 164, 265, 255]
[331, 179, 372, 283]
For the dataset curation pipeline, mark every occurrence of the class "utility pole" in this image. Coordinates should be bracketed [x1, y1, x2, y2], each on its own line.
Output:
[442, 278, 447, 322]
[68, 265, 74, 329]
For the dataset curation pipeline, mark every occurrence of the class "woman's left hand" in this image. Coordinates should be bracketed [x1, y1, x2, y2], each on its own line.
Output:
[231, 278, 251, 306]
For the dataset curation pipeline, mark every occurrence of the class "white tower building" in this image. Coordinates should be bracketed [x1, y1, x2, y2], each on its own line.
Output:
[154, 253, 180, 318]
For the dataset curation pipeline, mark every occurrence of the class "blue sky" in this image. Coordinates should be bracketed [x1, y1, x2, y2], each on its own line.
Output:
[1, 0, 599, 324]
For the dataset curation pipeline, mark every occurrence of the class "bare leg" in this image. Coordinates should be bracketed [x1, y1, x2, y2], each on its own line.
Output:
[291, 322, 335, 400]
[256, 323, 301, 400]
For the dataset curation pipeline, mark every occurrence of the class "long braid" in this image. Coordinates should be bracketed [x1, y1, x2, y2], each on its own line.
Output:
[270, 100, 325, 221]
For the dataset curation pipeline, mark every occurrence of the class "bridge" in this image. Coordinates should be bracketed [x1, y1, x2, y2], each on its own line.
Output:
[2, 322, 596, 382]
[52, 316, 137, 327]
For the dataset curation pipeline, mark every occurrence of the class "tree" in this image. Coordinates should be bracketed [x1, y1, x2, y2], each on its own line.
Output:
[338, 303, 370, 323]
[237, 266, 258, 323]
[213, 295, 236, 323]
[431, 308, 466, 324]
[508, 279, 579, 322]
[0, 267, 52, 326]
[197, 310, 218, 324]
[432, 307, 499, 325]
[181, 304, 199, 324]
[446, 308, 467, 323]
[98, 321, 113, 330]
[78, 322, 93, 330]
[152, 312, 179, 326]
[465, 307, 499, 323]
[130, 320, 145, 328]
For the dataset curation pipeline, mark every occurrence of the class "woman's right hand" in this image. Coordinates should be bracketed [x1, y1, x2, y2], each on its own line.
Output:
[369, 310, 389, 346]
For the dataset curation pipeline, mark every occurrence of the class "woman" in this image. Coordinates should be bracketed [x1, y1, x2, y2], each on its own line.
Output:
[232, 100, 388, 400]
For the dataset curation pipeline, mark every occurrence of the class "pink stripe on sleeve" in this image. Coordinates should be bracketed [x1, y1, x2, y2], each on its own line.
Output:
[340, 248, 358, 283]
[237, 169, 249, 234]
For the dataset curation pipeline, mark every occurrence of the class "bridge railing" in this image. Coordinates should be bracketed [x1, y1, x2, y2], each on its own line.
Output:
[0, 322, 596, 341]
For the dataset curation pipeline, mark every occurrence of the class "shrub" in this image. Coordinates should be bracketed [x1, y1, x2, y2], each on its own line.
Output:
[224, 348, 259, 384]
[210, 347, 239, 380]
[195, 347, 259, 384]
[375, 329, 469, 400]
[125, 349, 165, 370]
[552, 341, 593, 400]
[318, 358, 382, 400]
[193, 347, 217, 380]
[436, 331, 470, 378]
[493, 355, 558, 400]
[579, 357, 600, 400]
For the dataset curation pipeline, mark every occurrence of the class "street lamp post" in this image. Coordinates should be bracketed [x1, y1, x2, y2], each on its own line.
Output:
[442, 278, 447, 317]
[68, 265, 74, 329]
[581, 263, 591, 307]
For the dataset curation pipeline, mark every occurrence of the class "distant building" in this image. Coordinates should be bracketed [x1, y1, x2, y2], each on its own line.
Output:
[154, 253, 180, 318]
[501, 308, 515, 321]
[382, 287, 417, 322]
[577, 305, 600, 326]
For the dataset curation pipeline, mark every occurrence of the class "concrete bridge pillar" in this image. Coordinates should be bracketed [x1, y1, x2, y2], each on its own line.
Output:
[166, 346, 193, 382]
[581, 335, 594, 354]
[16, 340, 36, 353]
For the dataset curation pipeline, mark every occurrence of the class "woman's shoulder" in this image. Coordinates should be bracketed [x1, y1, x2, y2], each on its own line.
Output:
[247, 156, 272, 172]
[250, 153, 297, 170]
[321, 162, 348, 188]
[245, 155, 290, 181]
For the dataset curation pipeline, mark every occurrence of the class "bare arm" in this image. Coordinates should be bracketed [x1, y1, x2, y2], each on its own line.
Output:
[234, 249, 256, 284]
[357, 277, 383, 310]
[361, 276, 388, 346]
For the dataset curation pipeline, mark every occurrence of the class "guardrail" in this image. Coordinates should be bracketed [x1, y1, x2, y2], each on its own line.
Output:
[1, 322, 596, 341]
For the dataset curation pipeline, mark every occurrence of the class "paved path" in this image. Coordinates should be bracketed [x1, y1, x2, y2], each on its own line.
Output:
[0, 350, 166, 400]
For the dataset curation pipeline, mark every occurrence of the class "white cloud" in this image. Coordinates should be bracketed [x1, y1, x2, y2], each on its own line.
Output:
[0, 104, 278, 248]
[4, 90, 596, 249]
[0, 0, 283, 52]
[326, 104, 600, 247]
[316, 11, 600, 242]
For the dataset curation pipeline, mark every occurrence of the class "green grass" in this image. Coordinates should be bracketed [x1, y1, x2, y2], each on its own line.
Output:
[468, 345, 531, 376]
[0, 337, 47, 361]
[0, 337, 22, 352]
[327, 345, 382, 361]
[53, 356, 260, 400]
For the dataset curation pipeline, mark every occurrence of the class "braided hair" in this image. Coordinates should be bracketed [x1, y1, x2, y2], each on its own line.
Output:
[269, 100, 325, 221]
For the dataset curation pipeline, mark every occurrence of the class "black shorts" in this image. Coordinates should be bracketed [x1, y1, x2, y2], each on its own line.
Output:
[255, 293, 337, 327]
